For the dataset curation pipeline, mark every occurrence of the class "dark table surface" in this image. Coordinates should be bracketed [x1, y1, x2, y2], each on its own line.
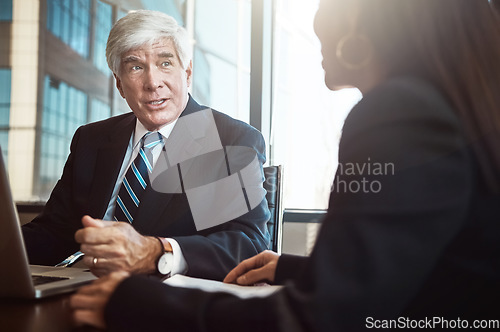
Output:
[0, 293, 100, 332]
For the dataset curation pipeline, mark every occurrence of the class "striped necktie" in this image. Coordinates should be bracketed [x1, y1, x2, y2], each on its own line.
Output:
[114, 132, 163, 223]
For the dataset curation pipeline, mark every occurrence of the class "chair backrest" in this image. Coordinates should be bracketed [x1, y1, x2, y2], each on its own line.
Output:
[263, 165, 283, 254]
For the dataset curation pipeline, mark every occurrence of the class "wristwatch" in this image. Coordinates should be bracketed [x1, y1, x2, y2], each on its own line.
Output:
[155, 237, 174, 278]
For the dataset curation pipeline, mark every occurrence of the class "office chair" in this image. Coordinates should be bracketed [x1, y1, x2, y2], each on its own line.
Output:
[263, 165, 284, 254]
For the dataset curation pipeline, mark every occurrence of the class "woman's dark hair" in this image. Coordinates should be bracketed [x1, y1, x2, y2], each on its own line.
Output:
[358, 0, 500, 192]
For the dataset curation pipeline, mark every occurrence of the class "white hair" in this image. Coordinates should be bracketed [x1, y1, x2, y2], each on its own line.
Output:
[106, 10, 192, 75]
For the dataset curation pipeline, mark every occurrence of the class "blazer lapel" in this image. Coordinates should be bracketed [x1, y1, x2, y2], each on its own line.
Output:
[87, 114, 136, 219]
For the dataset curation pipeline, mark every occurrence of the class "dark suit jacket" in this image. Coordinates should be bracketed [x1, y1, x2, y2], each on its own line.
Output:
[22, 96, 271, 281]
[104, 77, 500, 331]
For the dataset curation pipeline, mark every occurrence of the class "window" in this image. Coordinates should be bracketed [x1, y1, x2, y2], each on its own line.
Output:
[271, 0, 362, 210]
[0, 69, 11, 163]
[93, 0, 113, 75]
[141, 0, 185, 25]
[192, 0, 251, 123]
[38, 76, 88, 198]
[0, 0, 12, 21]
[46, 0, 91, 58]
[90, 98, 111, 123]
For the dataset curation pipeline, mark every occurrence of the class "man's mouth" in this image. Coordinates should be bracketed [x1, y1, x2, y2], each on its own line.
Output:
[148, 99, 167, 105]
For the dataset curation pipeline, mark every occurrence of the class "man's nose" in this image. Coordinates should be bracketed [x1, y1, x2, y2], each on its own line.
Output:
[143, 67, 164, 91]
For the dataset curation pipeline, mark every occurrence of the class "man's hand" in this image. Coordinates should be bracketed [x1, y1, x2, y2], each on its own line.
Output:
[75, 215, 163, 276]
[223, 250, 280, 285]
[71, 270, 129, 329]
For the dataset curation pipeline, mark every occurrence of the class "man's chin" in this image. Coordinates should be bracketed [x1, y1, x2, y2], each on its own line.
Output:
[142, 114, 178, 131]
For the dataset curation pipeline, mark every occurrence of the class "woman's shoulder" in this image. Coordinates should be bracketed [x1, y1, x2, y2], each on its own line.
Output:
[367, 76, 449, 106]
[345, 76, 460, 133]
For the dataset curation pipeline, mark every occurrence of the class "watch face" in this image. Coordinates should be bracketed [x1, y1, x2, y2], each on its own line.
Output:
[158, 252, 173, 275]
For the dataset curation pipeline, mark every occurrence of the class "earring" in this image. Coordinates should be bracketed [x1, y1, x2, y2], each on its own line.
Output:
[336, 33, 373, 70]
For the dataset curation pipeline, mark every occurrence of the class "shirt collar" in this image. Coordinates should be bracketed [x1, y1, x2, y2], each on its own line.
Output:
[133, 118, 178, 149]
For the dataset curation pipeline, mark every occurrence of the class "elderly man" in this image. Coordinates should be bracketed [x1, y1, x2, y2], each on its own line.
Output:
[22, 10, 270, 282]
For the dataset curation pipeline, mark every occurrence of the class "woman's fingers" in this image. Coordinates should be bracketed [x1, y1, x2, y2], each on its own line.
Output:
[224, 250, 280, 284]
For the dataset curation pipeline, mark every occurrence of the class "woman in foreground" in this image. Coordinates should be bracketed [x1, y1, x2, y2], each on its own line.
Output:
[71, 0, 500, 330]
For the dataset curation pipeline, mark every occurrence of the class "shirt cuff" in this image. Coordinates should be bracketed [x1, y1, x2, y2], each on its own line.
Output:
[165, 238, 188, 276]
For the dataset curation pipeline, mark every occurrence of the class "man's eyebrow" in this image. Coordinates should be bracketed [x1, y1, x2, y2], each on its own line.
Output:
[121, 52, 175, 64]
[158, 52, 175, 59]
[122, 55, 140, 63]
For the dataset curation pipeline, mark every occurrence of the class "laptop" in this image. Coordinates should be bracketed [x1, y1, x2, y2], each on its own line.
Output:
[0, 147, 96, 298]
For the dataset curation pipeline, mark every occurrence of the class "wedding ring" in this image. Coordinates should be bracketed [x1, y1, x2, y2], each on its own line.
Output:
[93, 257, 98, 267]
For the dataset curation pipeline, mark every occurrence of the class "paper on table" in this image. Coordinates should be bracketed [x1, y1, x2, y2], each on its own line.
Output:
[164, 274, 282, 299]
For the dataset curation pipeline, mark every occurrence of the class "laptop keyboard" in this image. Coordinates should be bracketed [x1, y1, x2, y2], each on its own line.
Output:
[32, 275, 70, 286]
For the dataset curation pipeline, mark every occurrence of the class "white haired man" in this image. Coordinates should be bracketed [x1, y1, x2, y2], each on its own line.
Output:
[22, 10, 271, 282]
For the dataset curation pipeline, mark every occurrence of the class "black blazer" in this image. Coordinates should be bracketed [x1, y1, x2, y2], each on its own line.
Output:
[22, 96, 271, 281]
[104, 77, 500, 331]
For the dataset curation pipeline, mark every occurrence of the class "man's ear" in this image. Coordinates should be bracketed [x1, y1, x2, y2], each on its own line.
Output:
[185, 60, 193, 88]
[114, 73, 125, 98]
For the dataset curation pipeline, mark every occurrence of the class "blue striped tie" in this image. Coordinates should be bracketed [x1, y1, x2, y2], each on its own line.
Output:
[114, 132, 163, 223]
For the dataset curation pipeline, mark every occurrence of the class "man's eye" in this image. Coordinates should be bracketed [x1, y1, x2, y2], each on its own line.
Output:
[161, 61, 171, 67]
[131, 65, 141, 71]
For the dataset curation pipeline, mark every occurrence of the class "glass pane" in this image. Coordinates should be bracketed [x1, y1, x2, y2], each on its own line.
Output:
[192, 0, 251, 122]
[52, 0, 62, 38]
[90, 98, 111, 123]
[141, 0, 185, 25]
[195, 0, 238, 63]
[0, 69, 12, 127]
[94, 0, 113, 75]
[202, 53, 238, 118]
[61, 1, 71, 44]
[0, 0, 12, 21]
[0, 130, 8, 164]
[38, 75, 89, 198]
[271, 0, 362, 209]
[46, 0, 90, 58]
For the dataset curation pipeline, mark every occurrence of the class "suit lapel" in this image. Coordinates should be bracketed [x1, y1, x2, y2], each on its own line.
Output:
[87, 114, 136, 219]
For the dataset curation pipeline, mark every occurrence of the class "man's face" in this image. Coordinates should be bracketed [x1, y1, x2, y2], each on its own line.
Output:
[115, 38, 192, 131]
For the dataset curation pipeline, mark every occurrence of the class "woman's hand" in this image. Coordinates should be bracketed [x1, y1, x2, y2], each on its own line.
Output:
[223, 250, 280, 285]
[70, 270, 130, 329]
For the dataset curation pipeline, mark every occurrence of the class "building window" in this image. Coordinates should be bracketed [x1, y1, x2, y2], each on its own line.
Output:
[46, 0, 91, 58]
[94, 0, 113, 75]
[90, 98, 111, 123]
[39, 76, 88, 197]
[0, 0, 12, 21]
[0, 69, 11, 163]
